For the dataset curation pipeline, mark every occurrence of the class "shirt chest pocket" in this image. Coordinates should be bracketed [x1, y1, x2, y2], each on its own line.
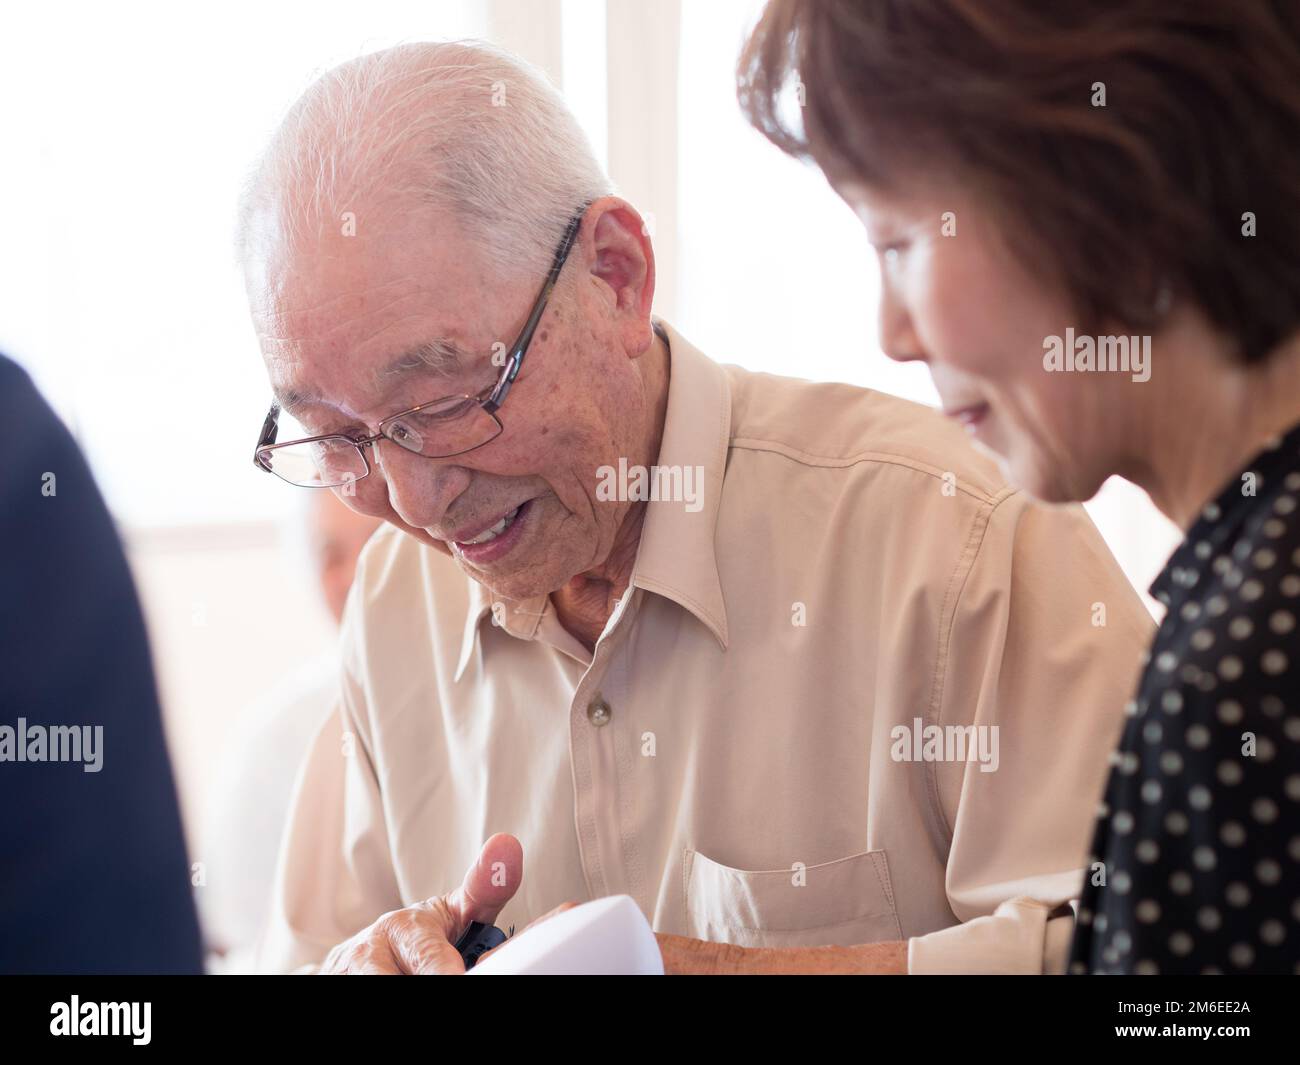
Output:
[682, 846, 904, 948]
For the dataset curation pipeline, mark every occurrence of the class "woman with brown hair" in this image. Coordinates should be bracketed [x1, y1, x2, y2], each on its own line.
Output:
[738, 0, 1300, 974]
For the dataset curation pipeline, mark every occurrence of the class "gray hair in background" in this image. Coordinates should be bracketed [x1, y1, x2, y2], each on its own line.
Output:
[235, 39, 614, 281]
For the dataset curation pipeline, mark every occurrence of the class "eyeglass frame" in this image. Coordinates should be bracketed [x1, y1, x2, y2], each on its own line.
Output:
[253, 206, 588, 487]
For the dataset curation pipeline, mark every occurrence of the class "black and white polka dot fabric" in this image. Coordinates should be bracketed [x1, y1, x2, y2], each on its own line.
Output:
[1071, 421, 1300, 974]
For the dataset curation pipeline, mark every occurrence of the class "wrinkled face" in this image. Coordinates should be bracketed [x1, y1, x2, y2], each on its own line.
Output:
[248, 207, 652, 602]
[837, 177, 1141, 503]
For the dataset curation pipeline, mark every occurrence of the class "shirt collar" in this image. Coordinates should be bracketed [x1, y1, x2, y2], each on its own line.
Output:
[627, 318, 731, 648]
[455, 587, 493, 682]
[455, 578, 551, 682]
[454, 317, 731, 681]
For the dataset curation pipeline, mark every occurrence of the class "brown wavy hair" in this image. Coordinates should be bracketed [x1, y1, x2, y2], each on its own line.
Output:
[738, 0, 1300, 363]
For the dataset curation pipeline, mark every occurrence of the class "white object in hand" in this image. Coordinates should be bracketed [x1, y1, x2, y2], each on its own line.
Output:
[470, 894, 664, 975]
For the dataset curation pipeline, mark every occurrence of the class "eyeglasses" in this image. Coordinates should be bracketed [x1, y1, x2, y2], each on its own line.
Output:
[252, 208, 586, 488]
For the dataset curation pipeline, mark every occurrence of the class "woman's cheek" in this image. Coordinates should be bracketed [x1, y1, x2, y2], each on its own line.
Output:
[913, 254, 1011, 378]
[1006, 380, 1098, 499]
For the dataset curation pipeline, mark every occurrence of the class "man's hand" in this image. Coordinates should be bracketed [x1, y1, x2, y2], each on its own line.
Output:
[321, 833, 524, 974]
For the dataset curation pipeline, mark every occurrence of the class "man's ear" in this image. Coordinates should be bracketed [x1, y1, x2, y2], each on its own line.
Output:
[583, 196, 656, 353]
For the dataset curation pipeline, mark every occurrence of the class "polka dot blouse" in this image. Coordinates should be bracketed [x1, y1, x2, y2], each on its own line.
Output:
[1071, 421, 1300, 974]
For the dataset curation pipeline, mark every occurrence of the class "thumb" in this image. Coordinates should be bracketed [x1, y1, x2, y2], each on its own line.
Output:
[446, 832, 523, 931]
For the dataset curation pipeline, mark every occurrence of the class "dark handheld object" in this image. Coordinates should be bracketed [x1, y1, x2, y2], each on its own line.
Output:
[454, 921, 511, 970]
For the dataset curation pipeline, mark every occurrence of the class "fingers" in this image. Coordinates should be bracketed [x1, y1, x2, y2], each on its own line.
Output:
[322, 900, 466, 975]
[322, 924, 407, 975]
[446, 832, 523, 931]
[370, 834, 524, 974]
[320, 834, 527, 975]
[383, 901, 467, 975]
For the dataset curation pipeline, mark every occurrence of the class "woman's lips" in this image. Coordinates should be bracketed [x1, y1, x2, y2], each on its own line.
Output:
[451, 498, 534, 565]
[944, 402, 990, 433]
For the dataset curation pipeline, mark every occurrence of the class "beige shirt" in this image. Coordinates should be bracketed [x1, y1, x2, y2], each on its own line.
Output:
[258, 320, 1153, 974]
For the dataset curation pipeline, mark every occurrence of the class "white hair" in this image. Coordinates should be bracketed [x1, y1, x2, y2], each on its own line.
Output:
[236, 40, 614, 280]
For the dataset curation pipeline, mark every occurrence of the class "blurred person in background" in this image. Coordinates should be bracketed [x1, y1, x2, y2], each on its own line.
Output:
[199, 490, 379, 972]
[739, 0, 1300, 973]
[241, 40, 1150, 976]
[0, 354, 203, 974]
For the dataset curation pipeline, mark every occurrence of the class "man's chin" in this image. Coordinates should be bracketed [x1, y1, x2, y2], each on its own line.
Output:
[453, 554, 562, 604]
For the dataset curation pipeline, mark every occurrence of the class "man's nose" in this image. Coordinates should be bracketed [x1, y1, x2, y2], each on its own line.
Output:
[878, 278, 926, 365]
[372, 441, 471, 532]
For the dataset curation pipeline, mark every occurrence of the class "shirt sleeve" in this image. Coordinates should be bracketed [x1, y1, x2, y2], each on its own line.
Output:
[254, 675, 404, 973]
[908, 492, 1154, 974]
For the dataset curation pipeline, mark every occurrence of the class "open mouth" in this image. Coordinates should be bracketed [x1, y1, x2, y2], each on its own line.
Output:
[459, 504, 523, 545]
[450, 498, 535, 564]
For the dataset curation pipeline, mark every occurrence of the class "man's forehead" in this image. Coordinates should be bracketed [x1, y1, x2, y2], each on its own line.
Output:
[250, 219, 506, 416]
[271, 336, 485, 416]
[249, 217, 484, 340]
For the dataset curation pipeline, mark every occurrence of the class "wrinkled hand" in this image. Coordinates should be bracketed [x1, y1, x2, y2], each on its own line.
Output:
[321, 833, 523, 974]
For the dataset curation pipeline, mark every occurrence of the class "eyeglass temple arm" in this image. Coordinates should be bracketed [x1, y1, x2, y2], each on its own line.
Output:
[253, 403, 281, 470]
[485, 211, 585, 412]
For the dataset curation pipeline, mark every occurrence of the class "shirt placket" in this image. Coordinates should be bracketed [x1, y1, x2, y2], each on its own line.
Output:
[568, 589, 639, 902]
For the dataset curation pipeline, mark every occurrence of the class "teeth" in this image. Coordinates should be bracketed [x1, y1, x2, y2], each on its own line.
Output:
[462, 506, 520, 545]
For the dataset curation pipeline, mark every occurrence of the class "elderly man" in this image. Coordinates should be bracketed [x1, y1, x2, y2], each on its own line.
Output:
[241, 41, 1151, 974]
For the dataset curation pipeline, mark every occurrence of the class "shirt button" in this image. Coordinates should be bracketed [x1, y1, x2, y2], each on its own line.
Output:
[587, 697, 612, 727]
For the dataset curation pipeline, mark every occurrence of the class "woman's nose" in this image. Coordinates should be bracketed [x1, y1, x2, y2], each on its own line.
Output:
[878, 280, 926, 365]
